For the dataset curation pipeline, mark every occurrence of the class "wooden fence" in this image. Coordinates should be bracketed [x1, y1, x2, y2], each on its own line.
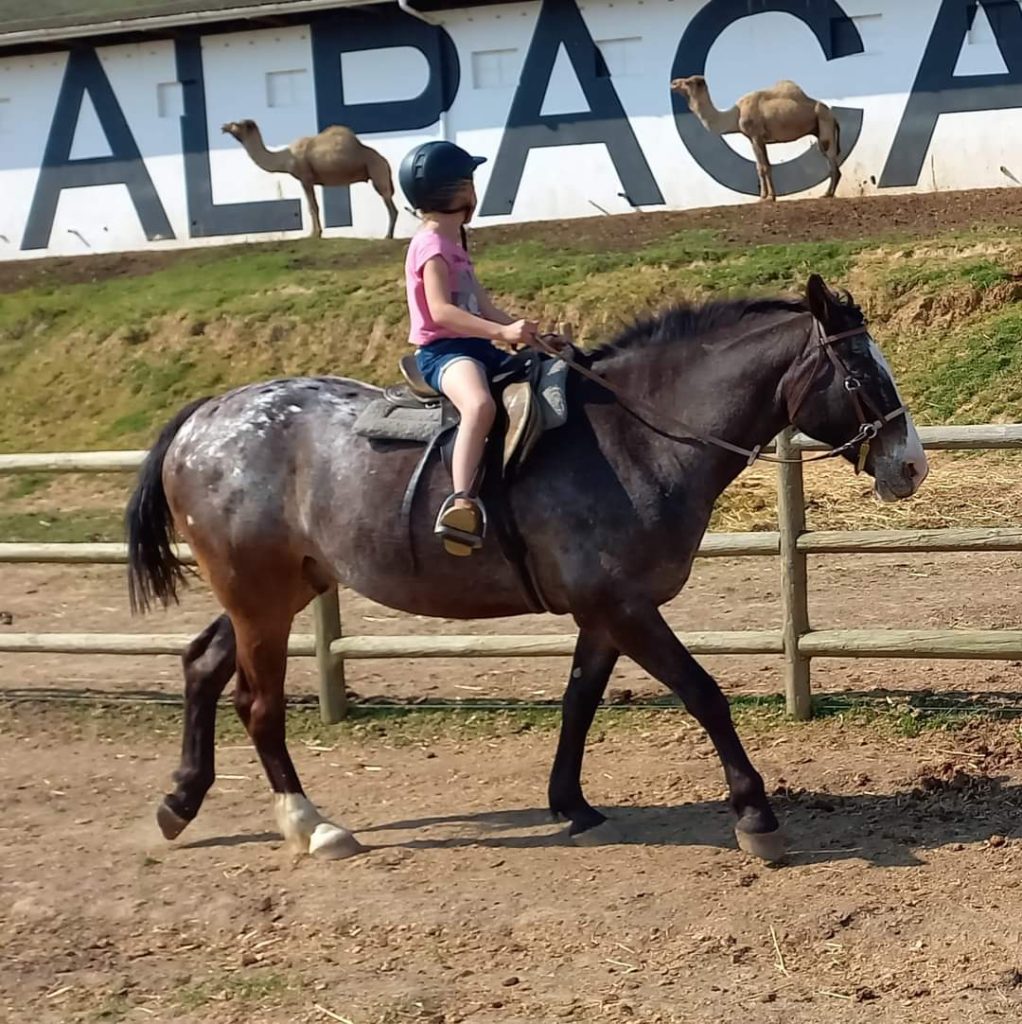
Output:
[2, 424, 1022, 724]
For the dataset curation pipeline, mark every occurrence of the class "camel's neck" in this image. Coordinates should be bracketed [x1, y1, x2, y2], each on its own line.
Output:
[688, 89, 741, 134]
[239, 129, 292, 174]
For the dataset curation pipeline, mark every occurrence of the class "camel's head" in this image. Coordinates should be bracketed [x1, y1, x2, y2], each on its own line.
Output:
[670, 75, 707, 101]
[221, 119, 258, 142]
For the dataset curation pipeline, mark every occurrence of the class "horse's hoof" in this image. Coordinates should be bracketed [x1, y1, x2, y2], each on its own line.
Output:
[156, 801, 189, 841]
[736, 827, 786, 864]
[570, 819, 624, 847]
[308, 823, 365, 861]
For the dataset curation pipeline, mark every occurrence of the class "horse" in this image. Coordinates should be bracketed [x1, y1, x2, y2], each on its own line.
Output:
[125, 274, 927, 864]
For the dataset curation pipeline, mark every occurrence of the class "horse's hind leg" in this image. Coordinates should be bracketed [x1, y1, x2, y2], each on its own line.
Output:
[231, 613, 363, 860]
[157, 614, 236, 840]
[604, 603, 783, 863]
[548, 628, 619, 843]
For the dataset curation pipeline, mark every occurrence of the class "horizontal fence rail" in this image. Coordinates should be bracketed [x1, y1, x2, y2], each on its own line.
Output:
[0, 633, 317, 657]
[2, 422, 1022, 722]
[1, 424, 1020, 474]
[5, 629, 1021, 661]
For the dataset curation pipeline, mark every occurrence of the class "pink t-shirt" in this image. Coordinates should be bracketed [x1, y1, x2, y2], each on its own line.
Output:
[405, 229, 482, 346]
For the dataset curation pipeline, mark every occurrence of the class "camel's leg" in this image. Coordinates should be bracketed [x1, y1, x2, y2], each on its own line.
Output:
[157, 614, 236, 840]
[750, 136, 775, 201]
[368, 158, 398, 239]
[231, 607, 362, 860]
[300, 178, 323, 239]
[817, 114, 842, 198]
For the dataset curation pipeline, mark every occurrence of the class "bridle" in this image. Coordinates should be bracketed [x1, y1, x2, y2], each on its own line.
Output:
[531, 315, 907, 470]
[783, 320, 908, 472]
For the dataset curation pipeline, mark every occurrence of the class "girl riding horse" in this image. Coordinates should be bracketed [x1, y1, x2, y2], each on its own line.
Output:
[400, 141, 539, 557]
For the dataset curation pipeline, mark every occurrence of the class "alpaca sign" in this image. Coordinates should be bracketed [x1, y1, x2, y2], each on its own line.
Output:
[8, 0, 1022, 256]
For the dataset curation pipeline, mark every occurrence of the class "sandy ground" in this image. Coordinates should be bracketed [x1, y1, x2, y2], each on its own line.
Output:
[2, 704, 1022, 1024]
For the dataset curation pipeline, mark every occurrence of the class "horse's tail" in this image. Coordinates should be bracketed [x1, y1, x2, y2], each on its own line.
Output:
[126, 396, 210, 614]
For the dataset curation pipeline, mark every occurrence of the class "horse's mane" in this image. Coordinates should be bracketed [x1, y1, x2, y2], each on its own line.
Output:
[590, 296, 811, 361]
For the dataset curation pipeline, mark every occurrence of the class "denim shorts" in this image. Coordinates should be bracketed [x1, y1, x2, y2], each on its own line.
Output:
[415, 338, 512, 394]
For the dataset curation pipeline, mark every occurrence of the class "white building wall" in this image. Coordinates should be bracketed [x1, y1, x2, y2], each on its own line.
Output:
[1, 0, 1020, 260]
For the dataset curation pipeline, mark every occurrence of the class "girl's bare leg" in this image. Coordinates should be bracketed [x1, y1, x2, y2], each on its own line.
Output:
[441, 359, 496, 505]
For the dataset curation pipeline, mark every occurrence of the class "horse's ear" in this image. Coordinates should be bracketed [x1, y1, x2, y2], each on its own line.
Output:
[805, 274, 832, 323]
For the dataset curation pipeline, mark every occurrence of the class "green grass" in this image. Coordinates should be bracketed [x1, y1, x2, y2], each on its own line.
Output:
[0, 509, 123, 542]
[177, 971, 293, 1012]
[911, 305, 1022, 420]
[879, 257, 1014, 295]
[2, 473, 49, 500]
[2, 691, 1013, 751]
[2, 221, 1022, 452]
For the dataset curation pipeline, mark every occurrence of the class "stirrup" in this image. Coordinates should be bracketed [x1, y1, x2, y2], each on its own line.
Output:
[434, 492, 487, 557]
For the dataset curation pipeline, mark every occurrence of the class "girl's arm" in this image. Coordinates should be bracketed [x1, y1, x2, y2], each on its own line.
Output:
[476, 286, 515, 326]
[423, 257, 533, 345]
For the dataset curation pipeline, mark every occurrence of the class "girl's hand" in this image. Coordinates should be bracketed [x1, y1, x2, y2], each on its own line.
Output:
[497, 319, 538, 349]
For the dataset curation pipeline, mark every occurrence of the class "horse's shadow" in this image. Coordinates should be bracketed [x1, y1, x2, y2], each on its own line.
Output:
[176, 774, 1022, 866]
[353, 775, 1022, 867]
[181, 830, 280, 850]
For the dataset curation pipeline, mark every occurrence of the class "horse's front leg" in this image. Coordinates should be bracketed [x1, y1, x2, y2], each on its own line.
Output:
[548, 628, 620, 844]
[605, 603, 783, 863]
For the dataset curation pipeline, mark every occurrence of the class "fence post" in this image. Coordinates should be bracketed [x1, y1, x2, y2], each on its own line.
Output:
[312, 587, 348, 723]
[775, 428, 812, 720]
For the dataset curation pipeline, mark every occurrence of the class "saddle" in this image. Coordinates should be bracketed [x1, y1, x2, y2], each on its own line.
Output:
[353, 346, 569, 473]
[350, 335, 574, 611]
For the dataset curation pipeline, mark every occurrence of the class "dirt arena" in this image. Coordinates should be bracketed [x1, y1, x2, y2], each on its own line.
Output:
[5, 187, 1022, 1023]
[3, 548, 1022, 1024]
[4, 691, 1022, 1024]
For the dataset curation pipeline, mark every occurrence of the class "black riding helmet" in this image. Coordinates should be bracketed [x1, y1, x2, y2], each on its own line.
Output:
[399, 141, 487, 212]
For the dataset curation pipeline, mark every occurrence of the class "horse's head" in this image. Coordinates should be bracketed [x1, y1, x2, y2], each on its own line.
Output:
[788, 274, 928, 502]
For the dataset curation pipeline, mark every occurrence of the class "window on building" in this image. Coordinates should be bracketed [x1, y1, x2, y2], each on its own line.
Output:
[471, 48, 519, 90]
[596, 37, 642, 79]
[156, 82, 182, 119]
[266, 68, 308, 109]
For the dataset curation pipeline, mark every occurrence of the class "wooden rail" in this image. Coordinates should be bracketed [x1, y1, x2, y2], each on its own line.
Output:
[3, 422, 1022, 723]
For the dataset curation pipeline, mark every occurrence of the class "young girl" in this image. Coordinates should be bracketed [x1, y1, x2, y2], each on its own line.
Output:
[399, 141, 538, 557]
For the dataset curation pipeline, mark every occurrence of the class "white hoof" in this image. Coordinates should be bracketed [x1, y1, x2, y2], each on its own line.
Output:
[274, 793, 356, 856]
[736, 827, 786, 864]
[309, 823, 365, 861]
[570, 819, 624, 847]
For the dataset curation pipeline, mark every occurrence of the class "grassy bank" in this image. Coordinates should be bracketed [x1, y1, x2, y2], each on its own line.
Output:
[3, 197, 1022, 538]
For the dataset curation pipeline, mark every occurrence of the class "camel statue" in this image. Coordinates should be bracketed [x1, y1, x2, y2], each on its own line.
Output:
[670, 76, 841, 201]
[221, 120, 397, 239]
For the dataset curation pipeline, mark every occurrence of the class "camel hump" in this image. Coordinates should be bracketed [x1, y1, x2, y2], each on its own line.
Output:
[322, 124, 358, 138]
[772, 79, 809, 98]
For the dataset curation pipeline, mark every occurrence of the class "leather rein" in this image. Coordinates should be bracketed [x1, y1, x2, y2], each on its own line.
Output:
[531, 316, 907, 472]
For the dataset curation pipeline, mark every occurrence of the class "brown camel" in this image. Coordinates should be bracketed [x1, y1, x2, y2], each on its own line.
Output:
[670, 75, 841, 201]
[221, 120, 398, 238]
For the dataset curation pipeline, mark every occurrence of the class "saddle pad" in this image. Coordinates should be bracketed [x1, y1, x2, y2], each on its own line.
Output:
[352, 398, 445, 444]
[537, 357, 569, 430]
